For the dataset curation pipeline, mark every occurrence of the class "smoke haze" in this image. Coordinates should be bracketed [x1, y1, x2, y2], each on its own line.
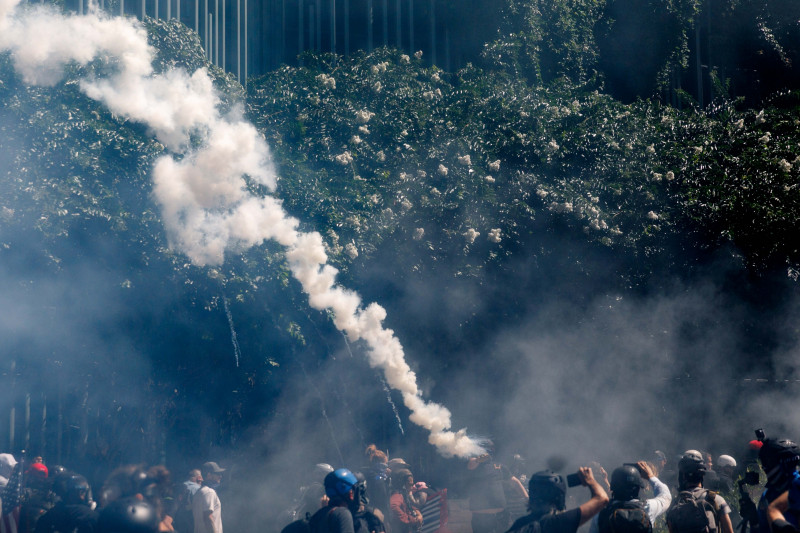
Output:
[0, 0, 482, 458]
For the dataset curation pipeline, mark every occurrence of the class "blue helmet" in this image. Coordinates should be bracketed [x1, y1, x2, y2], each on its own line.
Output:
[324, 468, 357, 499]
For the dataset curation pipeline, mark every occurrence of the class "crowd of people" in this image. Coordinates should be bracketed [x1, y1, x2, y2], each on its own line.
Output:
[3, 430, 800, 533]
[0, 456, 227, 533]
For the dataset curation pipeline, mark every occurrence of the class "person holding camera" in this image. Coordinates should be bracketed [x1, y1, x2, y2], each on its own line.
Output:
[588, 462, 671, 533]
[505, 467, 608, 533]
[757, 437, 800, 533]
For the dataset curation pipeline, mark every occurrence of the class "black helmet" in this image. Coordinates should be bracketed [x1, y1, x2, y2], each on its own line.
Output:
[97, 497, 159, 533]
[759, 439, 800, 473]
[677, 452, 706, 489]
[610, 465, 645, 500]
[53, 472, 90, 504]
[759, 438, 800, 488]
[678, 453, 706, 475]
[352, 471, 369, 511]
[528, 470, 566, 510]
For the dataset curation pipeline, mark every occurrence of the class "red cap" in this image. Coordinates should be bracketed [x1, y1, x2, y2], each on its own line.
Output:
[749, 440, 764, 450]
[27, 462, 48, 478]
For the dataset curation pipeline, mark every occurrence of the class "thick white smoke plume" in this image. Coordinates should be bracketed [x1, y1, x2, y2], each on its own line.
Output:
[0, 0, 483, 458]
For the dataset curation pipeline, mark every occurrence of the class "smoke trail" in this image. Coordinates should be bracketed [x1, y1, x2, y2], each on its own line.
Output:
[0, 0, 483, 458]
[223, 296, 242, 367]
[342, 332, 405, 436]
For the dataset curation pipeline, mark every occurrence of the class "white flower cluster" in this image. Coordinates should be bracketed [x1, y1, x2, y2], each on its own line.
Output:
[373, 81, 383, 93]
[779, 159, 793, 173]
[399, 172, 410, 181]
[734, 118, 745, 130]
[458, 155, 472, 166]
[356, 110, 375, 124]
[755, 109, 766, 125]
[345, 242, 359, 259]
[547, 140, 559, 152]
[370, 194, 381, 205]
[549, 201, 573, 213]
[412, 228, 425, 241]
[652, 172, 663, 182]
[463, 228, 480, 243]
[417, 170, 427, 178]
[487, 228, 501, 243]
[489, 160, 501, 171]
[335, 151, 353, 165]
[589, 219, 608, 231]
[536, 189, 549, 198]
[316, 73, 336, 89]
[400, 54, 410, 64]
[646, 144, 656, 154]
[431, 72, 441, 83]
[376, 150, 386, 162]
[647, 211, 659, 221]
[759, 132, 771, 144]
[350, 135, 362, 145]
[371, 62, 389, 75]
[666, 171, 675, 181]
[414, 50, 423, 59]
[438, 164, 448, 176]
[400, 198, 413, 212]
[484, 175, 495, 183]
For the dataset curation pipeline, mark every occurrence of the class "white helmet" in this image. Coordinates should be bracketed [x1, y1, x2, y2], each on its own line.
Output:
[683, 450, 703, 462]
[717, 455, 737, 468]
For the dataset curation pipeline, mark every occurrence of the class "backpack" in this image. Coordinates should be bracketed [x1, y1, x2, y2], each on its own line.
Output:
[598, 499, 652, 533]
[666, 490, 720, 533]
[280, 515, 311, 533]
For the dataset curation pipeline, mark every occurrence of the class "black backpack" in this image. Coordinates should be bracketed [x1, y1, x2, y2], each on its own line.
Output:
[666, 490, 720, 533]
[598, 499, 652, 533]
[280, 513, 312, 533]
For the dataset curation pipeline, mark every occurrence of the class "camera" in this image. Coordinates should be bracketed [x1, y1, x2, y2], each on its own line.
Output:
[755, 428, 766, 441]
[566, 472, 581, 487]
[741, 470, 760, 486]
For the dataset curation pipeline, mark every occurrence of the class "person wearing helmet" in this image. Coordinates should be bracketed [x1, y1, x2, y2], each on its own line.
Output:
[506, 467, 608, 533]
[289, 463, 335, 523]
[35, 474, 98, 533]
[588, 462, 671, 533]
[97, 497, 158, 533]
[20, 462, 57, 533]
[351, 472, 386, 533]
[308, 469, 358, 533]
[467, 443, 527, 533]
[665, 451, 733, 533]
[714, 456, 737, 493]
[192, 463, 224, 533]
[757, 437, 800, 533]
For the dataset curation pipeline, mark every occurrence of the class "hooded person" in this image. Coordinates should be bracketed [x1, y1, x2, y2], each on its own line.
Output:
[0, 455, 17, 488]
[506, 467, 608, 533]
[588, 462, 671, 533]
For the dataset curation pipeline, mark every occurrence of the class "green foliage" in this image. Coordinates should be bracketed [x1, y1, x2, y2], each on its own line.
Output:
[249, 45, 800, 280]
